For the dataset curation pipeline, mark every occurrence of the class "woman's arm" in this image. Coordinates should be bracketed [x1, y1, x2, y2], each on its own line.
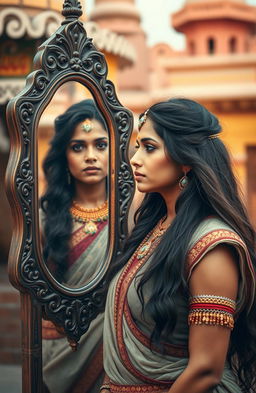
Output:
[168, 244, 239, 393]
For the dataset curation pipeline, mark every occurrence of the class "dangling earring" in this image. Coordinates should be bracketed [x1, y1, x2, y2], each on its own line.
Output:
[66, 168, 71, 185]
[179, 173, 188, 190]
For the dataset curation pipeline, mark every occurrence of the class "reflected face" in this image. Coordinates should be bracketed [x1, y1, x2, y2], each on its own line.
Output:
[66, 119, 108, 185]
[130, 119, 183, 194]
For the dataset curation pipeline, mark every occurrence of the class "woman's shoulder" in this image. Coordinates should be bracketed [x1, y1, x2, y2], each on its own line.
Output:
[188, 216, 244, 253]
[186, 216, 255, 312]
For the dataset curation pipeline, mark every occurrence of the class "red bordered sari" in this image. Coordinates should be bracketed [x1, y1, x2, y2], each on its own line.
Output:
[42, 219, 108, 393]
[103, 217, 255, 393]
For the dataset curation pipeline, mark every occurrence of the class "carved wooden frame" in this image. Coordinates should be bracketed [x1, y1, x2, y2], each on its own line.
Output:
[5, 1, 134, 391]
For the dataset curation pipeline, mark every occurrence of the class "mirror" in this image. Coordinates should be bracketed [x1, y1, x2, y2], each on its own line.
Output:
[5, 2, 134, 392]
[38, 82, 109, 289]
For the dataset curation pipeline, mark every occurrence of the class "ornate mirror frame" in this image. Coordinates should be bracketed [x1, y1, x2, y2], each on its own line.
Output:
[5, 1, 134, 391]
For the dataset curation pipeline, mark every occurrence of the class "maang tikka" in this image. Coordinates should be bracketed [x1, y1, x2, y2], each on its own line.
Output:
[81, 119, 93, 133]
[138, 109, 149, 130]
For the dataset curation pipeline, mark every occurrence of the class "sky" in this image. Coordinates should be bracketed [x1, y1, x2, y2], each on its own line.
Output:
[85, 0, 256, 50]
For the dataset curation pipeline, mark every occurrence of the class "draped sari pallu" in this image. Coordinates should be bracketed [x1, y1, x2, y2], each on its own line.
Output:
[104, 217, 255, 393]
[42, 221, 108, 393]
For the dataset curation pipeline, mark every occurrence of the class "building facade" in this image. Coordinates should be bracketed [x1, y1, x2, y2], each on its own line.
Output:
[91, 0, 256, 226]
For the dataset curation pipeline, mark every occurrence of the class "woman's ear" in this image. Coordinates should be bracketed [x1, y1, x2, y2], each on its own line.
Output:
[182, 165, 191, 174]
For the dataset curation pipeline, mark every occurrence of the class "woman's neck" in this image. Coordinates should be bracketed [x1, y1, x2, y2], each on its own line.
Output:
[73, 181, 107, 209]
[160, 184, 181, 226]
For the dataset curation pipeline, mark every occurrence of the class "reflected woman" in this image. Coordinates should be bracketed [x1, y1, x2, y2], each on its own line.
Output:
[103, 98, 256, 393]
[40, 99, 108, 393]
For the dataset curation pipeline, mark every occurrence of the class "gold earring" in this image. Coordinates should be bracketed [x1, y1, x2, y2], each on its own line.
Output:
[179, 174, 188, 190]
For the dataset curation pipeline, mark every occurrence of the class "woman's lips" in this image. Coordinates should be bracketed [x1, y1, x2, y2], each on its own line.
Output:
[83, 167, 100, 174]
[134, 171, 145, 180]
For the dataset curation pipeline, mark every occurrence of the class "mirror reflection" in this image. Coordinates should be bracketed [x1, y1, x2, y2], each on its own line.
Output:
[38, 82, 109, 289]
[38, 83, 107, 393]
[42, 309, 104, 393]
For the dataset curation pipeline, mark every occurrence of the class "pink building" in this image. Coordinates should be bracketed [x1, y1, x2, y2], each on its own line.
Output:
[90, 0, 256, 226]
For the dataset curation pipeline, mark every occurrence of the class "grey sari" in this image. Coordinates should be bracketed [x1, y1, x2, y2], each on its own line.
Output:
[42, 220, 108, 393]
[103, 217, 255, 393]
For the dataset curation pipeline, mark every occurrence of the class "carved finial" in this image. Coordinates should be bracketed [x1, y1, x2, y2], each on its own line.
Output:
[62, 0, 83, 24]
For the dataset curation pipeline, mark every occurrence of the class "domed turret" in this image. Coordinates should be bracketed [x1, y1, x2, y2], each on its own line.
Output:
[90, 0, 150, 102]
[172, 0, 256, 55]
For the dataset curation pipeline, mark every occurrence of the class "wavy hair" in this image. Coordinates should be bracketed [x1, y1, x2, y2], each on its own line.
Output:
[109, 98, 256, 392]
[40, 99, 106, 282]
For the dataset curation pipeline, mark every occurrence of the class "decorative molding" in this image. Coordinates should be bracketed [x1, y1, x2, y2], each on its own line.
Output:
[0, 79, 25, 105]
[0, 8, 63, 39]
[0, 8, 136, 62]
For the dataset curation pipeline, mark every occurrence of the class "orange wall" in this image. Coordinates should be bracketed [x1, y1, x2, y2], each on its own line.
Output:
[217, 111, 256, 198]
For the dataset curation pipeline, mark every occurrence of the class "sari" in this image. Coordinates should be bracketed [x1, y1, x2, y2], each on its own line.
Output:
[42, 218, 108, 393]
[103, 217, 255, 393]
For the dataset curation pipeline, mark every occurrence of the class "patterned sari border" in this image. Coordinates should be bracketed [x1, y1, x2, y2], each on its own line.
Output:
[187, 230, 244, 278]
[114, 231, 172, 385]
[109, 381, 172, 393]
[186, 229, 256, 310]
[69, 220, 107, 265]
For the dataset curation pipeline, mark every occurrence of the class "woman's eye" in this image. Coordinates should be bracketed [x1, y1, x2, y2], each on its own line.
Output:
[96, 141, 108, 150]
[144, 144, 156, 152]
[71, 144, 83, 152]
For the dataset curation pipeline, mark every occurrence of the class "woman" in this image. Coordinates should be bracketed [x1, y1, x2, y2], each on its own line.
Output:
[102, 98, 256, 393]
[40, 99, 108, 393]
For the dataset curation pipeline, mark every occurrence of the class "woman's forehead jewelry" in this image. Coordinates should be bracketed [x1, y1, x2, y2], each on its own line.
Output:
[208, 134, 219, 140]
[81, 119, 93, 133]
[138, 109, 149, 130]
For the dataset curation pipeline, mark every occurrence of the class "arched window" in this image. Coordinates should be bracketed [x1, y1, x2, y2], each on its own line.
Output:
[189, 41, 195, 55]
[207, 38, 215, 54]
[229, 37, 237, 53]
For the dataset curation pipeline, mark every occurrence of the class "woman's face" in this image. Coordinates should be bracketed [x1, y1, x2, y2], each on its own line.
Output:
[130, 118, 183, 194]
[66, 119, 108, 185]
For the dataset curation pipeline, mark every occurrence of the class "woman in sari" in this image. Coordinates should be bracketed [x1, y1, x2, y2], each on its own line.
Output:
[40, 99, 108, 393]
[102, 98, 256, 393]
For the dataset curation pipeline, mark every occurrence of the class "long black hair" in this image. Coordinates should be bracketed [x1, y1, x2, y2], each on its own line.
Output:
[40, 99, 106, 282]
[109, 98, 256, 391]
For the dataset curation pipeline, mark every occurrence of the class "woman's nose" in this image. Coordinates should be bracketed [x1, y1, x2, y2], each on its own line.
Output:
[130, 151, 141, 168]
[85, 147, 97, 162]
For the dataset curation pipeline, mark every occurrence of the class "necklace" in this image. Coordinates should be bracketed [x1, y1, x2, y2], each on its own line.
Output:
[70, 200, 108, 235]
[137, 217, 169, 260]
